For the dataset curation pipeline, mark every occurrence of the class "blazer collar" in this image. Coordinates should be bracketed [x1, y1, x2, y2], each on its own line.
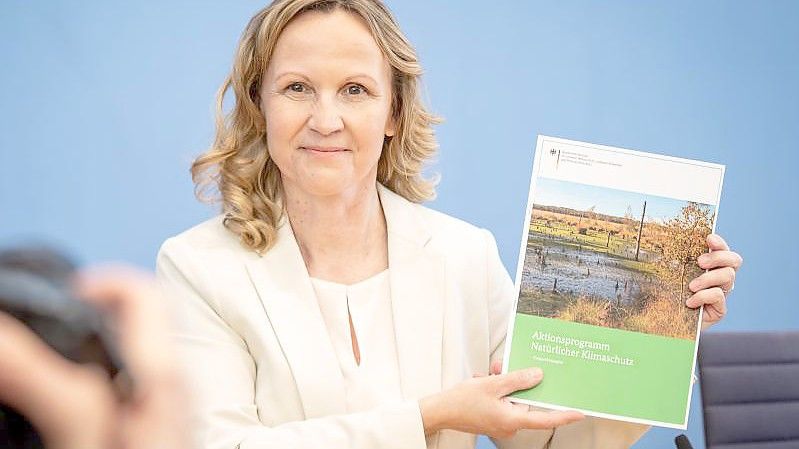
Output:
[377, 182, 431, 247]
[379, 183, 445, 401]
[245, 219, 346, 418]
[245, 183, 445, 418]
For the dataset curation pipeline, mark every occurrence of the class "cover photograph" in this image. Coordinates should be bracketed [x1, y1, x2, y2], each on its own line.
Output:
[502, 135, 725, 429]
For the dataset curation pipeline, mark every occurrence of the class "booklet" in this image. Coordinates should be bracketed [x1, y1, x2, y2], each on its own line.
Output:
[502, 135, 724, 429]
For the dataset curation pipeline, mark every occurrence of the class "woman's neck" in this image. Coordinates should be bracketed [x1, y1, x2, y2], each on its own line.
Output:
[282, 180, 388, 284]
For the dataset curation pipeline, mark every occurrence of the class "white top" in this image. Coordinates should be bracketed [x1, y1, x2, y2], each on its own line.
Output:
[309, 269, 404, 413]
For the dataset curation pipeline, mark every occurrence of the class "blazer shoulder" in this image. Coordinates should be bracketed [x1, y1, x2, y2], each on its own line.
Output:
[158, 215, 249, 260]
[414, 204, 495, 256]
[156, 215, 255, 311]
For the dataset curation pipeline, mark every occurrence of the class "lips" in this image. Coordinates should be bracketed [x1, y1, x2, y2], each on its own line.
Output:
[301, 146, 349, 153]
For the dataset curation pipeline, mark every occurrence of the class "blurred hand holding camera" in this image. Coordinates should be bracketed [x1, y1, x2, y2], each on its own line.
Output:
[0, 267, 188, 449]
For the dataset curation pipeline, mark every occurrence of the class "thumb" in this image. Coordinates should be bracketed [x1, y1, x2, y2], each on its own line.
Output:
[0, 312, 116, 448]
[496, 368, 543, 396]
[490, 360, 503, 375]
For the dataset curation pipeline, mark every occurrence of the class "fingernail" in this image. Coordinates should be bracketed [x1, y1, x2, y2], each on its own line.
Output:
[697, 254, 708, 265]
[529, 368, 543, 381]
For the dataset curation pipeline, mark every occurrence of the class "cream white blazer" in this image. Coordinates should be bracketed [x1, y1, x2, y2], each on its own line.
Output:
[156, 183, 648, 449]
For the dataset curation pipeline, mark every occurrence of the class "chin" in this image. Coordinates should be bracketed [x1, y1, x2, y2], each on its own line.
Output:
[280, 162, 379, 198]
[295, 173, 362, 198]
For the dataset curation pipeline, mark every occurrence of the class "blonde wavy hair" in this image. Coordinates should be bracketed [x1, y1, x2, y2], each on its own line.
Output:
[191, 0, 440, 253]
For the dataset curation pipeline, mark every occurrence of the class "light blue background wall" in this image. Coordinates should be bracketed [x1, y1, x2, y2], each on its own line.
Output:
[1, 1, 797, 448]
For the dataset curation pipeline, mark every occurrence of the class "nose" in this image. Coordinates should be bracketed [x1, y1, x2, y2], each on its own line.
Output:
[307, 95, 344, 136]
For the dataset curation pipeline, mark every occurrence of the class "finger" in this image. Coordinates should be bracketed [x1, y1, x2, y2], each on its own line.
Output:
[0, 312, 116, 448]
[74, 266, 190, 449]
[701, 293, 728, 327]
[686, 287, 727, 315]
[0, 312, 73, 413]
[516, 409, 585, 430]
[74, 266, 178, 387]
[496, 368, 543, 396]
[490, 360, 503, 375]
[706, 234, 730, 252]
[74, 265, 162, 321]
[697, 250, 743, 271]
[688, 267, 736, 293]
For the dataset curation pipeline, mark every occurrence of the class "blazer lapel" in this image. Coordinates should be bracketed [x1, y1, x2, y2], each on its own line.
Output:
[244, 184, 446, 418]
[245, 219, 347, 419]
[379, 184, 446, 401]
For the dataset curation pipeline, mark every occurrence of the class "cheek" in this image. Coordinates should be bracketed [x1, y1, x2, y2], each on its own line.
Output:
[263, 101, 305, 160]
[352, 108, 392, 158]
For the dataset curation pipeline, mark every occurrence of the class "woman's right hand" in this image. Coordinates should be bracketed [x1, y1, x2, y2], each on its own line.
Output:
[419, 361, 584, 439]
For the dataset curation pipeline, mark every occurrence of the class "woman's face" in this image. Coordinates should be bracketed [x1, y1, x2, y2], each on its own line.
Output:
[260, 9, 395, 198]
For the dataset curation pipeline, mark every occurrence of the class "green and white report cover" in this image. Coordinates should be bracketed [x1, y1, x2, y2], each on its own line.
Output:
[502, 136, 725, 429]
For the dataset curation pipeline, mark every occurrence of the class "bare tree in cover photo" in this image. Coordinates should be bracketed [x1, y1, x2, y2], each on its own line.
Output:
[517, 179, 715, 340]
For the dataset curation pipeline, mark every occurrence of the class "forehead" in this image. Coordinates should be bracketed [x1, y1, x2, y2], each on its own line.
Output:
[267, 9, 389, 78]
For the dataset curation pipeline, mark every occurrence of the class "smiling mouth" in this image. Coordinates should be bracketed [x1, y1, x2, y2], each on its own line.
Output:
[301, 146, 350, 153]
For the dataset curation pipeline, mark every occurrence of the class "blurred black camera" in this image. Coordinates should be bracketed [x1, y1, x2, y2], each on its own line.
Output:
[0, 246, 127, 449]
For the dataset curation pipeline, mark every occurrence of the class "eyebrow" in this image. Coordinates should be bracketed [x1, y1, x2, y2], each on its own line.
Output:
[271, 71, 381, 87]
[343, 74, 380, 86]
[272, 71, 311, 84]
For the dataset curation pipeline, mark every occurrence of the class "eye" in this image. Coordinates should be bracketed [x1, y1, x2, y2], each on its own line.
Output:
[345, 84, 368, 96]
[287, 82, 307, 93]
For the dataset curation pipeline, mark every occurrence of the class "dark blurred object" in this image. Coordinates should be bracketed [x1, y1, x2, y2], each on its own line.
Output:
[0, 246, 127, 449]
[675, 434, 694, 449]
[698, 331, 799, 449]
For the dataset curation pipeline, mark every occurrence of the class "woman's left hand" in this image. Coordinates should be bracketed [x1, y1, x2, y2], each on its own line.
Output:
[686, 234, 743, 331]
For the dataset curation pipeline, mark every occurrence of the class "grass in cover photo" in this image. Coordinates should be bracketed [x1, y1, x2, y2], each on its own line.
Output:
[518, 178, 716, 340]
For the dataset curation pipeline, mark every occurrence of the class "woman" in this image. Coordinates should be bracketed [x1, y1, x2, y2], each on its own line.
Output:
[157, 1, 742, 448]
